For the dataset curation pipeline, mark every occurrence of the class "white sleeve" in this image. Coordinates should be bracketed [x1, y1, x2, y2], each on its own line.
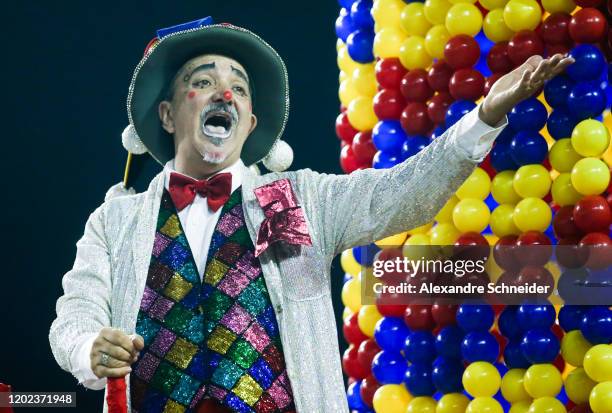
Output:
[70, 332, 107, 390]
[453, 102, 509, 162]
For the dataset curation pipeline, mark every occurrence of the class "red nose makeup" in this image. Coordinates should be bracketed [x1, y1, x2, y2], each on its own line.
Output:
[223, 90, 233, 101]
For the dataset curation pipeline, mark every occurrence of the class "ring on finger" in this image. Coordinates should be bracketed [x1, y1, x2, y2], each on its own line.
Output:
[100, 352, 111, 367]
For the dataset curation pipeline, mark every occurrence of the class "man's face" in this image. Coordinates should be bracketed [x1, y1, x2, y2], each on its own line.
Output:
[159, 54, 257, 169]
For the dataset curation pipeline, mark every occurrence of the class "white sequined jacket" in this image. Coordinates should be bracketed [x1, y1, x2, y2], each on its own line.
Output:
[49, 106, 506, 412]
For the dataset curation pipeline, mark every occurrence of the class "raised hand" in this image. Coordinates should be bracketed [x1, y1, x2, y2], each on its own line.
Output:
[91, 327, 145, 378]
[480, 53, 575, 126]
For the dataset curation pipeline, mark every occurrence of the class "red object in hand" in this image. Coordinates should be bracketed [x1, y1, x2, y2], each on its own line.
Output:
[107, 378, 127, 413]
[223, 90, 233, 101]
[0, 383, 14, 413]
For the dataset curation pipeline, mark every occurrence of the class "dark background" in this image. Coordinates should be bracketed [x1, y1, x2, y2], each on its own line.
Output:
[2, 1, 347, 411]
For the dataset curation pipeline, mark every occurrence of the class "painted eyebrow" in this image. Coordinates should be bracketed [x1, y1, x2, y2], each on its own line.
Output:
[231, 66, 249, 84]
[187, 62, 216, 79]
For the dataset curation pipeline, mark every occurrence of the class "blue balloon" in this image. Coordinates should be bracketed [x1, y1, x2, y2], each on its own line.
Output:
[347, 29, 375, 63]
[494, 389, 511, 412]
[568, 44, 606, 82]
[504, 340, 531, 369]
[457, 303, 494, 332]
[510, 131, 548, 166]
[401, 135, 431, 158]
[475, 30, 494, 54]
[404, 362, 436, 396]
[373, 120, 407, 154]
[558, 305, 586, 332]
[580, 306, 612, 344]
[352, 243, 380, 266]
[335, 8, 354, 42]
[373, 150, 402, 169]
[490, 141, 519, 172]
[567, 81, 607, 120]
[499, 306, 523, 340]
[508, 98, 548, 132]
[557, 268, 590, 303]
[347, 380, 366, 410]
[547, 107, 577, 139]
[517, 303, 556, 331]
[372, 350, 407, 384]
[520, 329, 560, 364]
[404, 331, 436, 364]
[375, 317, 410, 353]
[544, 75, 574, 108]
[446, 100, 476, 127]
[461, 331, 499, 363]
[350, 0, 374, 30]
[557, 386, 569, 405]
[431, 125, 447, 139]
[432, 357, 464, 394]
[435, 325, 464, 359]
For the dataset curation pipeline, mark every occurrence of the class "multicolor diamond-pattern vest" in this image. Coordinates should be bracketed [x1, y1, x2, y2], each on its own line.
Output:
[129, 187, 296, 413]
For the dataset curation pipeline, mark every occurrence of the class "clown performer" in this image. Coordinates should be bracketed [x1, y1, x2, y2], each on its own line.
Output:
[49, 17, 573, 413]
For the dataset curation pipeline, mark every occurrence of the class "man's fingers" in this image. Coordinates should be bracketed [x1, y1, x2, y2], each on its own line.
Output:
[98, 339, 133, 362]
[93, 365, 132, 379]
[96, 351, 131, 369]
[101, 328, 136, 355]
[129, 334, 145, 352]
[551, 56, 575, 75]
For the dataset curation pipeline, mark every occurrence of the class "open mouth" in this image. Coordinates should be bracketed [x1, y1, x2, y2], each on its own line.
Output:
[202, 111, 234, 139]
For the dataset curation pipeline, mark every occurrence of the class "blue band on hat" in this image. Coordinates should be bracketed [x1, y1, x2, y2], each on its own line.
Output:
[156, 16, 214, 39]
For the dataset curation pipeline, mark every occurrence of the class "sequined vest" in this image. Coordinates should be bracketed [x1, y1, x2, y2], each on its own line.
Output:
[129, 187, 295, 412]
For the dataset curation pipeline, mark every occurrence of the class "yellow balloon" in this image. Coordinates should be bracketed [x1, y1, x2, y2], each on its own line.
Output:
[571, 119, 611, 157]
[549, 139, 583, 173]
[561, 330, 592, 367]
[490, 204, 521, 237]
[401, 3, 432, 36]
[445, 3, 483, 36]
[347, 96, 378, 131]
[503, 0, 542, 31]
[425, 24, 451, 59]
[589, 381, 612, 413]
[484, 8, 515, 42]
[358, 304, 383, 337]
[341, 249, 361, 277]
[337, 38, 344, 52]
[565, 367, 597, 405]
[584, 344, 612, 383]
[466, 397, 504, 413]
[372, 0, 404, 30]
[501, 369, 531, 403]
[424, 0, 453, 25]
[399, 36, 433, 69]
[453, 198, 491, 233]
[376, 231, 409, 248]
[457, 167, 492, 200]
[492, 170, 522, 204]
[407, 397, 437, 413]
[339, 78, 359, 107]
[571, 157, 611, 195]
[437, 393, 471, 413]
[436, 195, 460, 223]
[526, 397, 567, 413]
[541, 0, 576, 13]
[551, 173, 582, 207]
[513, 164, 552, 199]
[510, 401, 533, 413]
[342, 306, 353, 321]
[409, 222, 434, 235]
[430, 222, 461, 245]
[337, 46, 360, 74]
[463, 362, 502, 398]
[404, 233, 435, 261]
[524, 364, 563, 398]
[341, 277, 362, 313]
[339, 70, 348, 83]
[352, 64, 377, 97]
[513, 198, 552, 232]
[372, 384, 412, 413]
[481, 0, 510, 10]
[374, 27, 406, 58]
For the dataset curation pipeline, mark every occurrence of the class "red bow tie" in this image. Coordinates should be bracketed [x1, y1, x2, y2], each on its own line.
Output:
[168, 171, 232, 212]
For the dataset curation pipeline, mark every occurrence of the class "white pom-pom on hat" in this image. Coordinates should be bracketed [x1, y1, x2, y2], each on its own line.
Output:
[121, 124, 148, 155]
[249, 164, 261, 176]
[262, 139, 293, 172]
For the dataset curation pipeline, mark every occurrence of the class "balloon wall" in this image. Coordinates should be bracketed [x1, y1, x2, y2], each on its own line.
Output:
[335, 0, 612, 412]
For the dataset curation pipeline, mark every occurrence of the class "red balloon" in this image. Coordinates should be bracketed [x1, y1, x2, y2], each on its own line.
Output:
[480, 154, 497, 179]
[541, 13, 572, 45]
[557, 236, 589, 269]
[427, 60, 454, 92]
[554, 205, 583, 239]
[340, 144, 363, 174]
[487, 42, 513, 73]
[553, 353, 566, 373]
[575, 0, 601, 5]
[376, 290, 408, 317]
[508, 30, 545, 66]
[444, 34, 481, 69]
[573, 195, 612, 234]
[546, 43, 572, 57]
[493, 235, 520, 271]
[376, 58, 408, 90]
[401, 69, 435, 102]
[431, 302, 458, 326]
[360, 375, 380, 408]
[569, 404, 594, 413]
[579, 232, 612, 269]
[373, 88, 406, 120]
[404, 304, 436, 330]
[454, 232, 489, 262]
[401, 102, 433, 135]
[357, 339, 381, 370]
[484, 73, 504, 96]
[449, 68, 485, 100]
[336, 112, 359, 144]
[427, 92, 454, 125]
[343, 312, 369, 345]
[516, 266, 555, 298]
[516, 231, 553, 267]
[606, 191, 612, 210]
[569, 8, 608, 43]
[352, 131, 376, 164]
[343, 344, 370, 379]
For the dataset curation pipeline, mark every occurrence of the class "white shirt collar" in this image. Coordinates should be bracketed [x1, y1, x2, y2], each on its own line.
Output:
[163, 158, 244, 193]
